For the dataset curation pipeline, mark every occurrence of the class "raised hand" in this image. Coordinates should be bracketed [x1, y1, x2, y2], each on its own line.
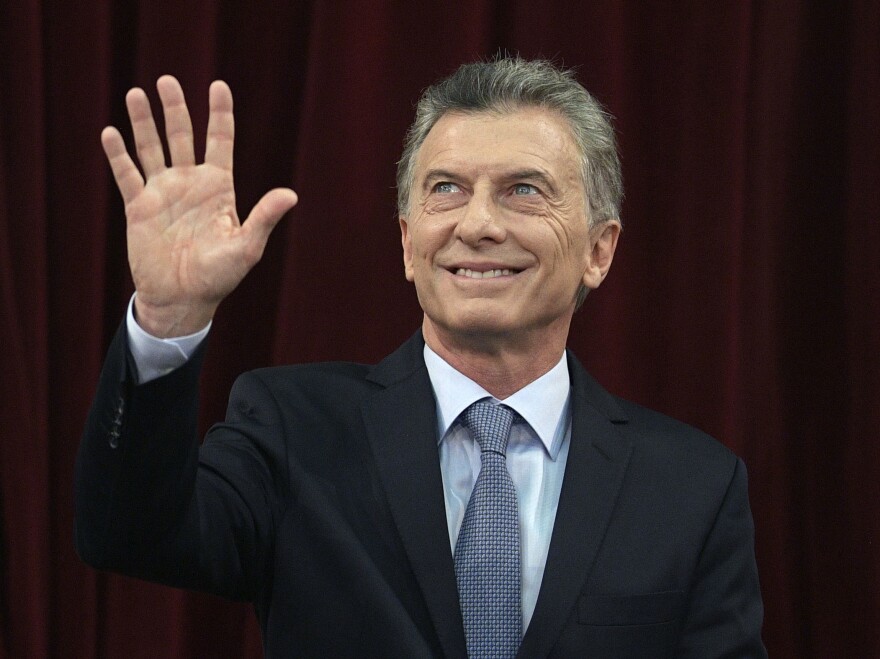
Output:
[102, 75, 298, 337]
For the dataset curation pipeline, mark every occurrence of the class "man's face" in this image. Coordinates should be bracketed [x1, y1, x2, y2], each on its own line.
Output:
[400, 107, 617, 347]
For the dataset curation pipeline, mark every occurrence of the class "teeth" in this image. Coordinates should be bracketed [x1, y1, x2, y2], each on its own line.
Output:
[455, 268, 514, 279]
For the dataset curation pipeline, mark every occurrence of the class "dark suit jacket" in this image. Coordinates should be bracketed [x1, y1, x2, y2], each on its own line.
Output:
[75, 325, 766, 658]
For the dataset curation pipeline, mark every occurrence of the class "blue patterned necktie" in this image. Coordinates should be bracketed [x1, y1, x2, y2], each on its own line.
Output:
[454, 400, 522, 658]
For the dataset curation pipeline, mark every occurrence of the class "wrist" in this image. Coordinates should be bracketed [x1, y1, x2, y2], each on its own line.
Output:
[133, 295, 216, 339]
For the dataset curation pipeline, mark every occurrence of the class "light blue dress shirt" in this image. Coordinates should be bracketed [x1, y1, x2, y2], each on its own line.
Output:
[423, 345, 571, 630]
[126, 295, 573, 631]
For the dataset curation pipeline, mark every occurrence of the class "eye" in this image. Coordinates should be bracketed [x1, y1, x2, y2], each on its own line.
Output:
[513, 183, 538, 195]
[433, 181, 461, 194]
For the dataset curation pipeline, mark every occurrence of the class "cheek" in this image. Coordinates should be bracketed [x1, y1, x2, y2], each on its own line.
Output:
[528, 219, 577, 262]
[553, 221, 590, 262]
[546, 197, 590, 246]
[525, 222, 590, 280]
[411, 218, 456, 260]
[408, 237, 441, 275]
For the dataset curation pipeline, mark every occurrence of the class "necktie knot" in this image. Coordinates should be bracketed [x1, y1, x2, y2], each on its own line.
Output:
[464, 400, 517, 457]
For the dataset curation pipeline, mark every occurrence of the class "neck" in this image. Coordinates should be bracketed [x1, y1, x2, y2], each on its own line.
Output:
[422, 317, 569, 400]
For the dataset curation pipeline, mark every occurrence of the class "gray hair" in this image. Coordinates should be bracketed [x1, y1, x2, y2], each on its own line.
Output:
[396, 57, 623, 228]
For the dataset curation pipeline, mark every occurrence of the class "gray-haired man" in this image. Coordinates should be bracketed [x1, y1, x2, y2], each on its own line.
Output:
[77, 58, 766, 657]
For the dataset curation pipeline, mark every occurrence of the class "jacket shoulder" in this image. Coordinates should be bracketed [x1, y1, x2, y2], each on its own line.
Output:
[568, 350, 736, 467]
[229, 362, 380, 416]
[611, 395, 741, 484]
[232, 331, 427, 404]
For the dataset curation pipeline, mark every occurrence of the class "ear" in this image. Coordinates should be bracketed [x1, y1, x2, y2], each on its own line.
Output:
[581, 220, 621, 290]
[399, 216, 415, 282]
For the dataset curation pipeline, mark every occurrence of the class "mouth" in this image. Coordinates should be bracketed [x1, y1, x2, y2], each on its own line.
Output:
[452, 267, 520, 279]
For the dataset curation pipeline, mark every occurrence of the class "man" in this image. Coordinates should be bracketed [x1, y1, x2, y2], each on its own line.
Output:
[76, 58, 766, 657]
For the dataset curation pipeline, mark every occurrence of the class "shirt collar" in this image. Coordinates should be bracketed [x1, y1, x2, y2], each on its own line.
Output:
[423, 344, 570, 459]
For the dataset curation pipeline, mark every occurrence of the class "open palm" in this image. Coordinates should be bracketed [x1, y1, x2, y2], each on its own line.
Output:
[102, 76, 297, 337]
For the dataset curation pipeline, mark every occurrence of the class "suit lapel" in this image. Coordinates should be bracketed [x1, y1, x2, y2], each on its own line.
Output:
[361, 332, 468, 659]
[518, 353, 633, 659]
[361, 338, 631, 659]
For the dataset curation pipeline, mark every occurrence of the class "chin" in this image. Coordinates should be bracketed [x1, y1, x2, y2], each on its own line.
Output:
[434, 310, 525, 340]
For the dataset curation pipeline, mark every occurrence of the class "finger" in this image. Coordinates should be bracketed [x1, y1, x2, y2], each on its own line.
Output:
[205, 80, 234, 171]
[125, 86, 167, 178]
[156, 75, 195, 167]
[240, 188, 298, 262]
[101, 126, 145, 205]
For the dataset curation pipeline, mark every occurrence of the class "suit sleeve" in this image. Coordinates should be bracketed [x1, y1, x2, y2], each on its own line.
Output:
[677, 457, 768, 658]
[74, 321, 288, 601]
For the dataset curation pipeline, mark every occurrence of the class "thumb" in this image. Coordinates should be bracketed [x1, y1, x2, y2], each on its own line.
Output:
[242, 187, 298, 251]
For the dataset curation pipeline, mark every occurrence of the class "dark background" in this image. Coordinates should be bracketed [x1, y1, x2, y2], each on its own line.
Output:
[1, 1, 877, 656]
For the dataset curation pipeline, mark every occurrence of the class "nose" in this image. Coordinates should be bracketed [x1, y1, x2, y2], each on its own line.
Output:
[455, 188, 506, 246]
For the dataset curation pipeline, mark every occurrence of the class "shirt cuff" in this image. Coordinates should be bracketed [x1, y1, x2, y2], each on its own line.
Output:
[125, 294, 211, 384]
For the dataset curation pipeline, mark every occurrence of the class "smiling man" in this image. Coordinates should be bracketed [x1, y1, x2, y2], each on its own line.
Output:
[401, 105, 618, 399]
[76, 58, 767, 658]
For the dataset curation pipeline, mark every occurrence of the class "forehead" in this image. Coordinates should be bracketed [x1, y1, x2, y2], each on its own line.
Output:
[414, 107, 582, 183]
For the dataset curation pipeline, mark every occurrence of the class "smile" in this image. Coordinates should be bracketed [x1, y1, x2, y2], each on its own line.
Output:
[454, 268, 518, 279]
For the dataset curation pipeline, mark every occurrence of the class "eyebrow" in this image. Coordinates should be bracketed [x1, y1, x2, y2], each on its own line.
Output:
[422, 169, 460, 190]
[504, 169, 558, 195]
[421, 168, 559, 195]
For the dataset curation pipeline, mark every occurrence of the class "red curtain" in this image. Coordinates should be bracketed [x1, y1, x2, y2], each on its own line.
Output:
[1, 1, 878, 656]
